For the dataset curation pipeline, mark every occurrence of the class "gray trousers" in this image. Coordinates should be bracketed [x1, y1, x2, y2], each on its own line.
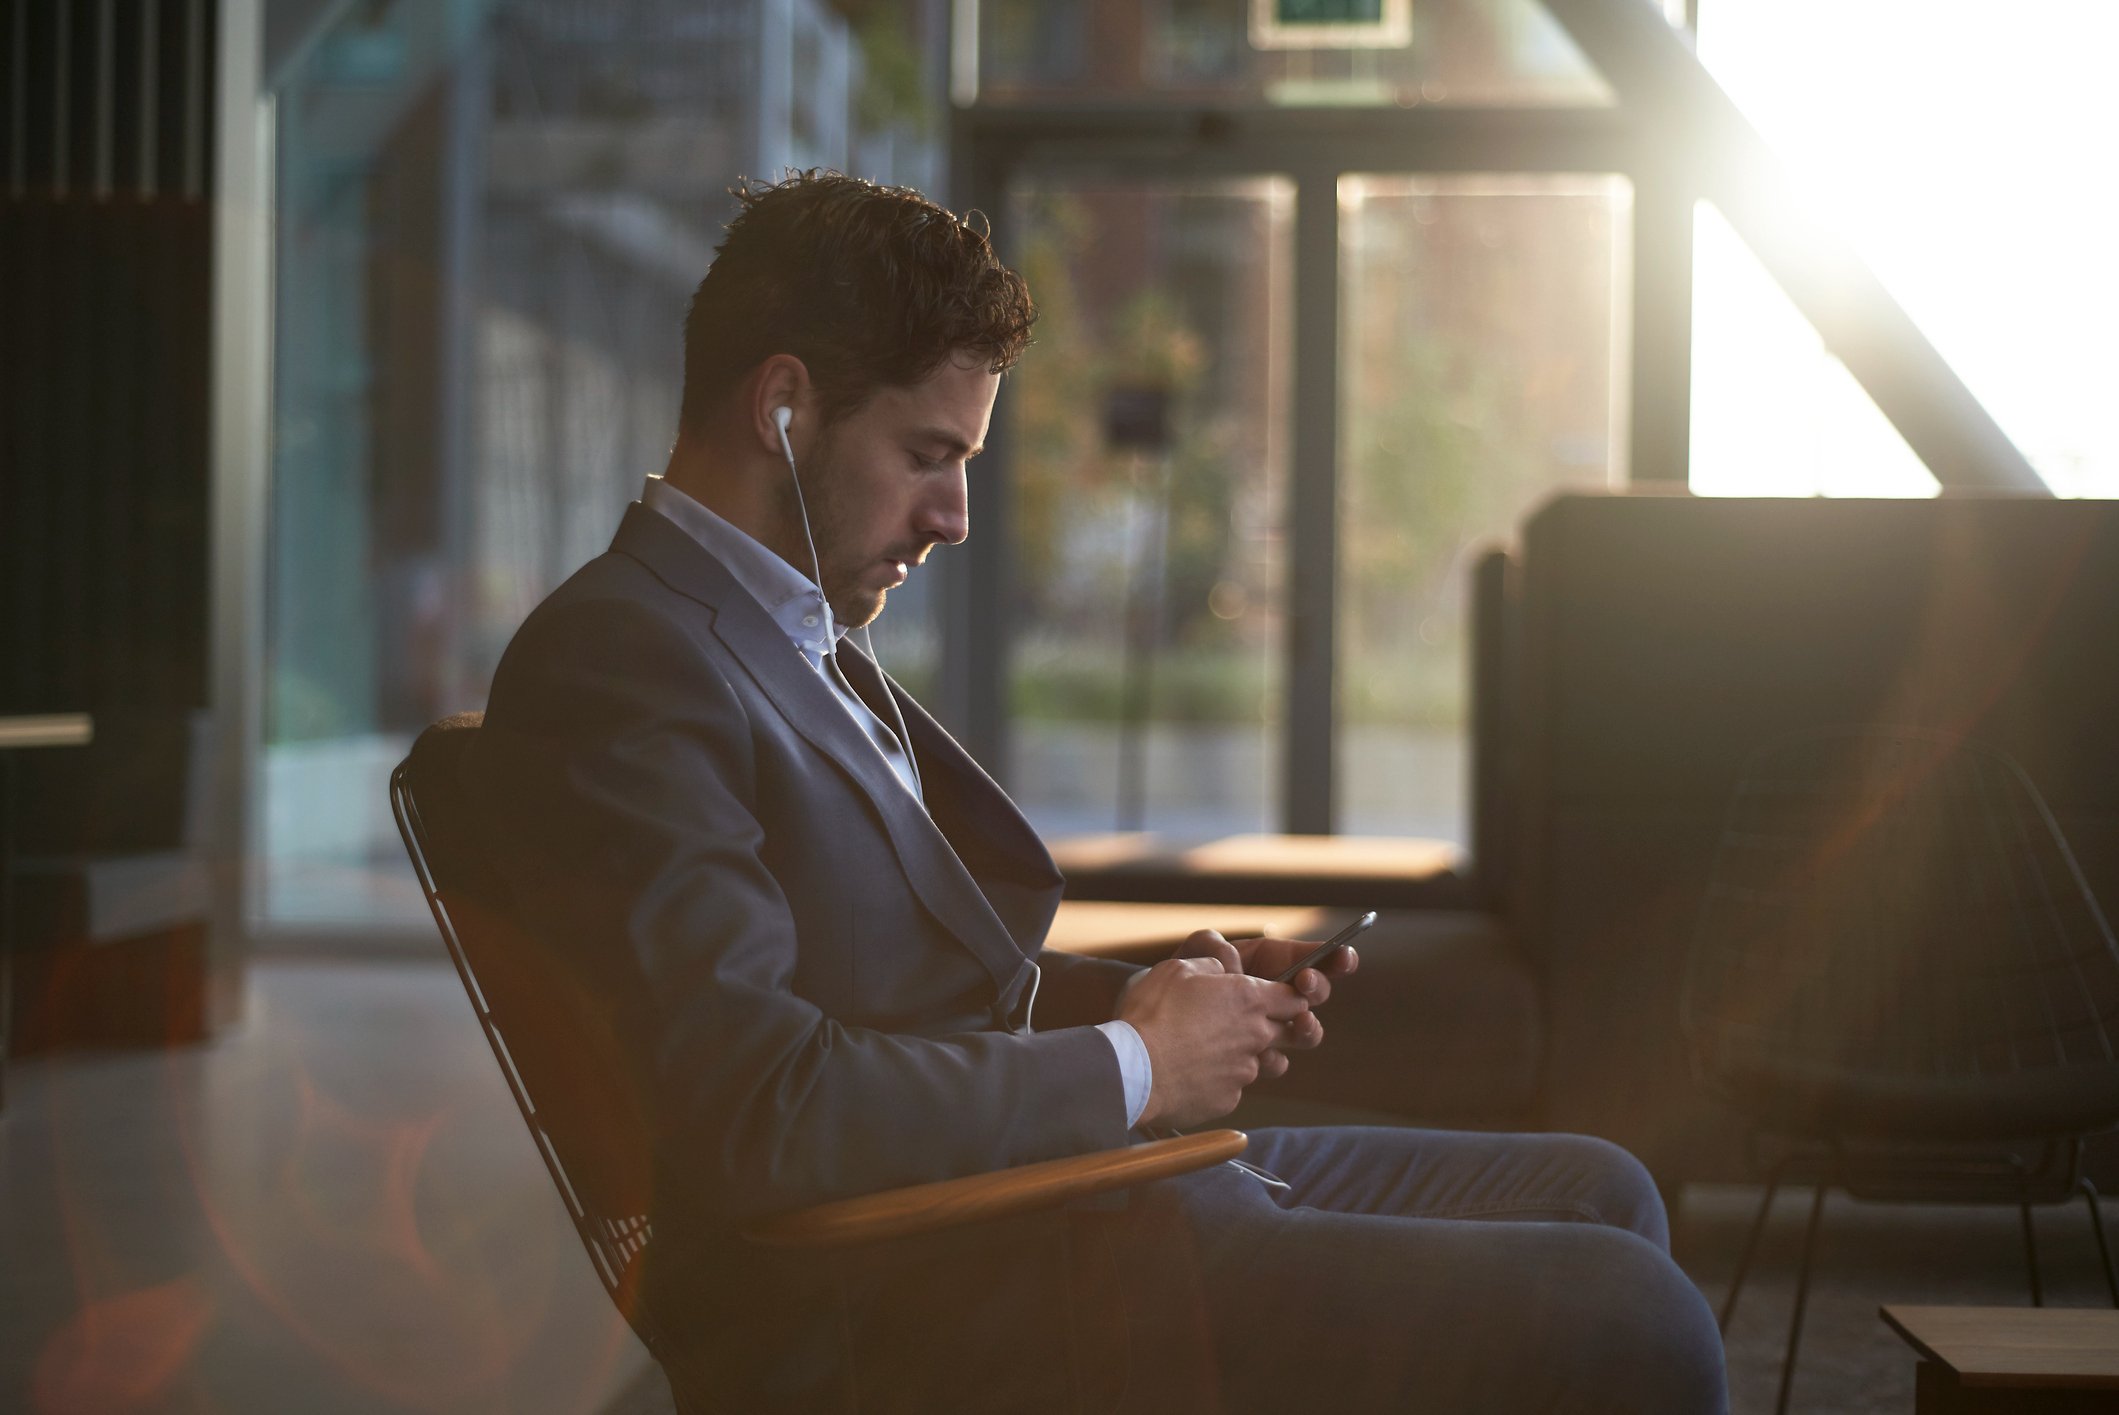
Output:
[1118, 1126, 1730, 1414]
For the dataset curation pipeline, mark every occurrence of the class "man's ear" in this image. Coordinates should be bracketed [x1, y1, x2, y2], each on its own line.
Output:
[749, 354, 813, 457]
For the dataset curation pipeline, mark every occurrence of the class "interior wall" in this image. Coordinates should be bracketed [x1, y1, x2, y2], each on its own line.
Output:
[0, 0, 230, 1050]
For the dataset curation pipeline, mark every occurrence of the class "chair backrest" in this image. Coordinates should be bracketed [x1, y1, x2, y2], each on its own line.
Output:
[1682, 727, 2119, 1111]
[390, 713, 668, 1355]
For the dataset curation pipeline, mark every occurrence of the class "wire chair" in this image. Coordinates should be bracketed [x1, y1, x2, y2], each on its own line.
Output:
[390, 713, 702, 1404]
[391, 712, 1246, 1409]
[1681, 727, 2119, 1415]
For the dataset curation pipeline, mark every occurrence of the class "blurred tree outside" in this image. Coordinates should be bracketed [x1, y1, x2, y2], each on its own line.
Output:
[1009, 188, 1278, 728]
[1340, 180, 1621, 735]
[1004, 181, 1616, 785]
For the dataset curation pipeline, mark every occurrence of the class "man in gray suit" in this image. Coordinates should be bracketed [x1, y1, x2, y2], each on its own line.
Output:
[471, 171, 1725, 1413]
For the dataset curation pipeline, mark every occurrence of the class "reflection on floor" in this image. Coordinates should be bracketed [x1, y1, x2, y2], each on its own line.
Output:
[1, 959, 651, 1415]
[7, 960, 2114, 1414]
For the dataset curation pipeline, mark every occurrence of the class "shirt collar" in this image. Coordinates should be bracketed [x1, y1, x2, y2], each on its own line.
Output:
[641, 475, 842, 657]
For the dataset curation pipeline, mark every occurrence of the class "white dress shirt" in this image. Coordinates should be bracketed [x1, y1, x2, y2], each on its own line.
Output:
[640, 477, 1152, 1127]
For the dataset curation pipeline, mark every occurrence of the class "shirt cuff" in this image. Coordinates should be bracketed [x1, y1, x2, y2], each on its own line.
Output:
[1095, 1019, 1153, 1129]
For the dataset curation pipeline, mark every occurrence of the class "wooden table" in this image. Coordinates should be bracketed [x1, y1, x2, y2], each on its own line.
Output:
[1048, 831, 1470, 908]
[1881, 1304, 2119, 1413]
[0, 715, 93, 751]
[0, 714, 95, 1109]
[1042, 901, 1349, 963]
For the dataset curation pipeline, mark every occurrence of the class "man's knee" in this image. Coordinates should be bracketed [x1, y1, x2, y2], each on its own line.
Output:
[1546, 1228, 1727, 1415]
[1546, 1132, 1670, 1248]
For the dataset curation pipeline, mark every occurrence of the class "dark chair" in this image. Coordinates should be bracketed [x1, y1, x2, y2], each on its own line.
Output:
[390, 712, 1245, 1404]
[7, 708, 213, 1054]
[1681, 727, 2119, 1414]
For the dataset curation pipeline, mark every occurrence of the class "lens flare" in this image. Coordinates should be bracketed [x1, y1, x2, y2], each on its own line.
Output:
[33, 1276, 215, 1415]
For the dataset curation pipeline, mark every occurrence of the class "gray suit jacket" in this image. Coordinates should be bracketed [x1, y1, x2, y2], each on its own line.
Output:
[469, 505, 1167, 1409]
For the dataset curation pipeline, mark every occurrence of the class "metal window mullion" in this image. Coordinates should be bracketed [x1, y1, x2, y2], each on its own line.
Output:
[951, 365, 1013, 774]
[940, 137, 1011, 771]
[208, 0, 269, 1009]
[1628, 157, 1692, 486]
[1281, 166, 1338, 835]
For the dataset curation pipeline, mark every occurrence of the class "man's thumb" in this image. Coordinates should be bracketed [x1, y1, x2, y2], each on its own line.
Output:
[1180, 929, 1243, 974]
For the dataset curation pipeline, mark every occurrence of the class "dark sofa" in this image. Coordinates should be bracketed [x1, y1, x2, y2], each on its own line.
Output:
[1510, 490, 2119, 1183]
[1210, 490, 2119, 1184]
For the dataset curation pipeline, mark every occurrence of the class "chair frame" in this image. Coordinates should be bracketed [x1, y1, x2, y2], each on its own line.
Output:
[1683, 728, 2119, 1415]
[392, 760, 679, 1353]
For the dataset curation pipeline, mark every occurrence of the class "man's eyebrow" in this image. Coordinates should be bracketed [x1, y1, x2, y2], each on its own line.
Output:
[913, 427, 983, 459]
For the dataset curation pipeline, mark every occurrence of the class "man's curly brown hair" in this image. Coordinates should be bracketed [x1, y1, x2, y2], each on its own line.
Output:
[679, 170, 1036, 433]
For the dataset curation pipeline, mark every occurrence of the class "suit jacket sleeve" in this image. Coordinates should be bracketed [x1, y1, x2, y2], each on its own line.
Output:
[1029, 949, 1142, 1032]
[471, 597, 1132, 1226]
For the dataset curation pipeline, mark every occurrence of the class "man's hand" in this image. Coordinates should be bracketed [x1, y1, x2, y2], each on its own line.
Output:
[1176, 928, 1360, 1008]
[1116, 955, 1312, 1130]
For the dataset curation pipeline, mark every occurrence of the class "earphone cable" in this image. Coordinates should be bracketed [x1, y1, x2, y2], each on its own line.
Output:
[777, 429, 831, 623]
[861, 622, 925, 798]
[781, 420, 925, 799]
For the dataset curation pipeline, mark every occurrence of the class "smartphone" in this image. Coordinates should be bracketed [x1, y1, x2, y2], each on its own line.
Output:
[1272, 910, 1377, 985]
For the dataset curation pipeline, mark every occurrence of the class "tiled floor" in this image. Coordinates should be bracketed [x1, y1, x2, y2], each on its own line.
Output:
[1, 959, 653, 1415]
[1679, 1182, 2119, 1414]
[8, 960, 2114, 1414]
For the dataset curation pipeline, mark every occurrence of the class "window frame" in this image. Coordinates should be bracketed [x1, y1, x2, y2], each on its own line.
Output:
[945, 101, 1677, 833]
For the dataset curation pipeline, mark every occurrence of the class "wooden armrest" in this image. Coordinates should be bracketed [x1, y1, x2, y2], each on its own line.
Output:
[742, 1129, 1247, 1251]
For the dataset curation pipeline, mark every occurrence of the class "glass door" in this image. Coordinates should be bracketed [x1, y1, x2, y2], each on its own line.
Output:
[992, 168, 1630, 848]
[1337, 173, 1630, 839]
[1000, 178, 1294, 840]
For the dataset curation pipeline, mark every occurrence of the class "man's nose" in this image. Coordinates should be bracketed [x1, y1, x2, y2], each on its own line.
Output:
[918, 469, 969, 546]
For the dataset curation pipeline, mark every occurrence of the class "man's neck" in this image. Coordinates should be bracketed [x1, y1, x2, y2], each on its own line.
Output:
[662, 438, 810, 583]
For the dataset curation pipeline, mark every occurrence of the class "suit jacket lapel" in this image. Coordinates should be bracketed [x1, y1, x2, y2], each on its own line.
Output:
[611, 506, 1042, 1003]
[835, 643, 1064, 960]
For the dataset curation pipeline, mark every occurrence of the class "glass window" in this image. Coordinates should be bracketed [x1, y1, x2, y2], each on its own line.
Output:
[1003, 179, 1294, 840]
[1693, 0, 2119, 498]
[1690, 202, 1933, 498]
[263, 0, 948, 932]
[975, 0, 1612, 108]
[1337, 173, 1628, 838]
